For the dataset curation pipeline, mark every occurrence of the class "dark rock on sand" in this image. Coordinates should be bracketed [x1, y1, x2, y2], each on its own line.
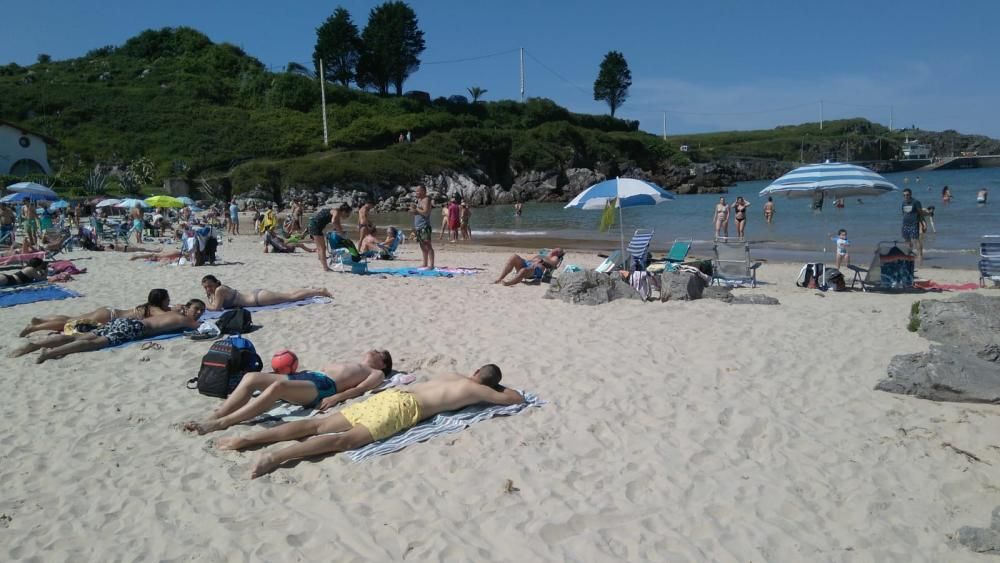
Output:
[879, 345, 1000, 404]
[703, 286, 734, 302]
[659, 271, 707, 302]
[731, 295, 781, 305]
[956, 506, 1000, 555]
[544, 271, 640, 306]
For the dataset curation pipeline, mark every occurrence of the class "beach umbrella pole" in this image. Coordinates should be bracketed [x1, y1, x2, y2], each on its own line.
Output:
[618, 199, 626, 270]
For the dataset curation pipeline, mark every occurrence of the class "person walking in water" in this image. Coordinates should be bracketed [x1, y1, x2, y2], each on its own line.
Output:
[731, 196, 750, 240]
[712, 197, 729, 239]
[410, 185, 435, 269]
[978, 188, 989, 204]
[941, 186, 952, 204]
[901, 188, 924, 265]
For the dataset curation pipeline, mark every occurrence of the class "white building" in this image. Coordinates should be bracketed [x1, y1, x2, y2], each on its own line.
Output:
[0, 120, 54, 176]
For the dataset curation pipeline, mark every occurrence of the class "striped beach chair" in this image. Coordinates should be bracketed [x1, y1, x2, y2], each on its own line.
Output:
[626, 228, 654, 272]
[980, 235, 1000, 288]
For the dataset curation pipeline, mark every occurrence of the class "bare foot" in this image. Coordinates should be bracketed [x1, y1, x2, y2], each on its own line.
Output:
[250, 453, 279, 479]
[8, 342, 39, 358]
[36, 350, 52, 364]
[215, 436, 246, 450]
[318, 288, 332, 298]
[193, 419, 224, 435]
[19, 323, 36, 337]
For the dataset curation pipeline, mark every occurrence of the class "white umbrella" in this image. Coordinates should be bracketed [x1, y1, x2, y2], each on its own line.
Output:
[565, 177, 675, 262]
[96, 198, 121, 208]
[116, 198, 149, 209]
[7, 181, 58, 200]
[176, 196, 196, 206]
[759, 161, 900, 200]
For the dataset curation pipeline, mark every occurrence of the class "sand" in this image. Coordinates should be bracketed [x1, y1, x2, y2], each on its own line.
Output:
[1, 232, 998, 562]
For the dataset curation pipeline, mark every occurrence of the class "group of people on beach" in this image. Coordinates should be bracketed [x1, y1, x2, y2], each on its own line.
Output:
[712, 196, 758, 240]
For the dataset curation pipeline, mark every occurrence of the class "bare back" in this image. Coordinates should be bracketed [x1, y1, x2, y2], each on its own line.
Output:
[407, 375, 523, 419]
[141, 312, 200, 335]
[321, 362, 384, 390]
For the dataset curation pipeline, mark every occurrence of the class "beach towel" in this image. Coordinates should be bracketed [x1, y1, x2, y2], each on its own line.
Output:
[366, 266, 481, 278]
[0, 251, 45, 266]
[0, 283, 81, 308]
[246, 373, 419, 427]
[347, 390, 543, 462]
[913, 280, 980, 291]
[48, 261, 86, 275]
[200, 296, 333, 320]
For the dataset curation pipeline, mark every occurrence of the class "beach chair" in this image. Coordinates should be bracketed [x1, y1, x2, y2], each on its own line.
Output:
[327, 233, 368, 274]
[595, 250, 625, 274]
[664, 238, 693, 271]
[980, 235, 1000, 288]
[712, 239, 761, 287]
[535, 249, 564, 283]
[375, 228, 405, 260]
[849, 241, 915, 291]
[626, 229, 654, 272]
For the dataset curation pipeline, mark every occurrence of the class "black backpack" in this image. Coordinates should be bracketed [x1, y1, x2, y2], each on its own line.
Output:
[188, 336, 263, 398]
[216, 308, 252, 334]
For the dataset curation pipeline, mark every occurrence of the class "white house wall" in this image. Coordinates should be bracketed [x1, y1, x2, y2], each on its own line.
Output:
[0, 125, 52, 175]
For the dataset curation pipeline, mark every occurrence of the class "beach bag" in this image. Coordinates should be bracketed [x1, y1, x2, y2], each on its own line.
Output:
[796, 263, 826, 289]
[215, 308, 252, 335]
[188, 336, 263, 398]
[824, 268, 847, 291]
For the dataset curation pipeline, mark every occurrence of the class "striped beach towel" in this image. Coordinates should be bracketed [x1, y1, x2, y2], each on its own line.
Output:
[247, 373, 418, 426]
[200, 296, 332, 320]
[347, 390, 543, 462]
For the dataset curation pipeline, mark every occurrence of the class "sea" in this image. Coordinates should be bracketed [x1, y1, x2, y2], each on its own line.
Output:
[375, 167, 1000, 268]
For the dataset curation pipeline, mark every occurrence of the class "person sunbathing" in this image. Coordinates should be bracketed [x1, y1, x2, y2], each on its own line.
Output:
[493, 248, 564, 286]
[201, 274, 331, 311]
[1, 258, 47, 286]
[19, 288, 173, 337]
[263, 227, 315, 254]
[215, 365, 523, 478]
[182, 350, 393, 434]
[128, 248, 184, 261]
[9, 300, 205, 363]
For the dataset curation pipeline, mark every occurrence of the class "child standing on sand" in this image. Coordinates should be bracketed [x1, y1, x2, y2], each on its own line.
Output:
[834, 229, 850, 269]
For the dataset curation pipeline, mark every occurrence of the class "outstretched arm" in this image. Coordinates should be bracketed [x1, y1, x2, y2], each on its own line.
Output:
[318, 371, 386, 411]
[472, 384, 524, 406]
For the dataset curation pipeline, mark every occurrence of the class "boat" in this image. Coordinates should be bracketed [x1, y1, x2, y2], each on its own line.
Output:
[901, 138, 932, 160]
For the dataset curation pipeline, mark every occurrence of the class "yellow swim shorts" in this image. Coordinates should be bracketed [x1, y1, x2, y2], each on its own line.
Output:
[341, 389, 422, 441]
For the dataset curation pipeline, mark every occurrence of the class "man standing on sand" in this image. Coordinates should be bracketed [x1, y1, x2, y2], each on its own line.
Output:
[901, 188, 923, 264]
[183, 350, 393, 434]
[215, 365, 523, 478]
[9, 300, 206, 363]
[357, 198, 375, 243]
[21, 202, 39, 247]
[228, 200, 240, 235]
[410, 185, 434, 269]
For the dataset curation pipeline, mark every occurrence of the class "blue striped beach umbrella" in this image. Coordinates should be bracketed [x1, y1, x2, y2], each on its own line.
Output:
[759, 161, 899, 200]
[565, 177, 675, 263]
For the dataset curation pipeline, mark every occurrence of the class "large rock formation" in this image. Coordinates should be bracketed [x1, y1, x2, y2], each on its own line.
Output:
[543, 271, 640, 305]
[877, 295, 1000, 403]
[660, 271, 707, 301]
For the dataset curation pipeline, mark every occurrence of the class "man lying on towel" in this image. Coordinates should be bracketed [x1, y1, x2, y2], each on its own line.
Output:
[182, 350, 393, 434]
[216, 364, 523, 478]
[9, 300, 205, 363]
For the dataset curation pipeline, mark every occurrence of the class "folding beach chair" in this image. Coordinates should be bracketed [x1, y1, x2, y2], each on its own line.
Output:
[664, 238, 693, 271]
[327, 233, 368, 274]
[626, 228, 654, 272]
[595, 250, 624, 274]
[980, 235, 1000, 288]
[375, 228, 405, 260]
[712, 239, 762, 287]
[849, 241, 915, 291]
[533, 249, 564, 283]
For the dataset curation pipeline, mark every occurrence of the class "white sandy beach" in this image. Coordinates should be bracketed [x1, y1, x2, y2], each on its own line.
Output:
[1, 231, 998, 562]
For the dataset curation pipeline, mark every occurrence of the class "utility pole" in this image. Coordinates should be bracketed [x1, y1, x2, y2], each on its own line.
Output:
[820, 99, 824, 130]
[662, 111, 667, 140]
[319, 59, 329, 148]
[519, 48, 525, 102]
[889, 105, 893, 132]
[800, 138, 805, 163]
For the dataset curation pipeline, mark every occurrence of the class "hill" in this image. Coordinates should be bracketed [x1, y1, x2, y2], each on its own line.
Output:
[2, 27, 997, 202]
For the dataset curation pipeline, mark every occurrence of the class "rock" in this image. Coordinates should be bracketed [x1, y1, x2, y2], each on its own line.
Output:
[877, 345, 1000, 404]
[162, 178, 190, 197]
[659, 271, 707, 301]
[703, 286, 734, 302]
[543, 271, 640, 305]
[731, 295, 781, 305]
[512, 170, 560, 202]
[563, 168, 605, 199]
[917, 294, 1000, 363]
[955, 507, 1000, 554]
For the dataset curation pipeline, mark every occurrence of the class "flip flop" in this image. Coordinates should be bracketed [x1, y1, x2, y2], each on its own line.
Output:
[140, 342, 163, 351]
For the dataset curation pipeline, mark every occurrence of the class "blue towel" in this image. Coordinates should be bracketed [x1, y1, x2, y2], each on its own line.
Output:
[347, 390, 544, 462]
[365, 266, 481, 278]
[200, 296, 333, 320]
[0, 284, 81, 308]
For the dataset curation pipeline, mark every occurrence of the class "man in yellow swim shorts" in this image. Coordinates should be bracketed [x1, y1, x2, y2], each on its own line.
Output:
[215, 364, 524, 478]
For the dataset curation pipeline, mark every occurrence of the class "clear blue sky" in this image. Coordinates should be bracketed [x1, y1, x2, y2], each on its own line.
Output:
[6, 0, 999, 137]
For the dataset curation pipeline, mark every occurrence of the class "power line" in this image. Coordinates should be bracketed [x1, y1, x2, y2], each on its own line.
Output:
[523, 50, 591, 98]
[423, 48, 520, 66]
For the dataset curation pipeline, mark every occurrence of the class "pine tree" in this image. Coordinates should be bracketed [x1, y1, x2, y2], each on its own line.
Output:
[356, 1, 425, 95]
[593, 51, 632, 117]
[313, 7, 361, 87]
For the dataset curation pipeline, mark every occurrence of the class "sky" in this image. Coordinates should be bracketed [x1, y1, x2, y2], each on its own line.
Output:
[4, 0, 1000, 138]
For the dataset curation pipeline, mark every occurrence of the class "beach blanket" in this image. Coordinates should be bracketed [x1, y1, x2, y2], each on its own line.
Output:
[0, 283, 81, 308]
[348, 390, 543, 462]
[49, 261, 86, 275]
[200, 296, 333, 320]
[366, 266, 481, 278]
[246, 373, 419, 427]
[0, 251, 45, 266]
[914, 280, 980, 291]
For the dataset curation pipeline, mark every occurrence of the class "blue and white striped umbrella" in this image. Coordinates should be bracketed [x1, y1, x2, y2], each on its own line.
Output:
[565, 177, 675, 210]
[759, 162, 899, 199]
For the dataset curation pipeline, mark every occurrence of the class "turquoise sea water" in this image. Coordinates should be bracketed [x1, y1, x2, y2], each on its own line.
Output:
[376, 167, 1000, 268]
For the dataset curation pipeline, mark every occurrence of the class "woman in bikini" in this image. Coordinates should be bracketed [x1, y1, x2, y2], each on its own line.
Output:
[731, 196, 750, 240]
[1, 258, 47, 287]
[712, 197, 730, 239]
[763, 196, 775, 224]
[19, 288, 173, 337]
[201, 274, 331, 311]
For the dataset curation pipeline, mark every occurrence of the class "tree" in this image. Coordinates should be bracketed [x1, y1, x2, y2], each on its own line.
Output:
[37, 53, 51, 64]
[593, 51, 631, 117]
[313, 7, 361, 87]
[356, 1, 425, 96]
[467, 86, 487, 102]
